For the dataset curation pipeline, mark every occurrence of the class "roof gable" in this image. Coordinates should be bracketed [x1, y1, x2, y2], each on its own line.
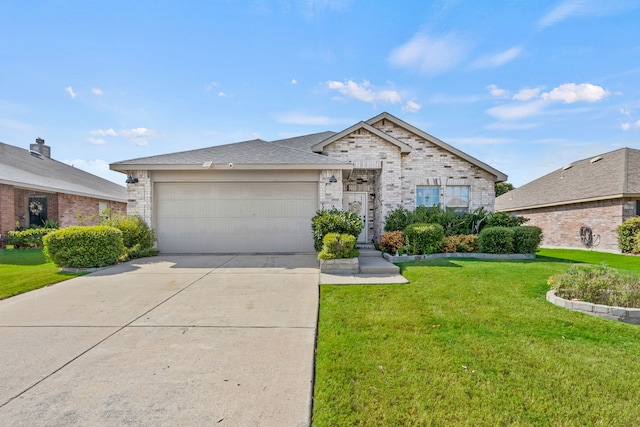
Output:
[366, 112, 508, 181]
[0, 142, 126, 202]
[311, 121, 413, 154]
[496, 148, 640, 211]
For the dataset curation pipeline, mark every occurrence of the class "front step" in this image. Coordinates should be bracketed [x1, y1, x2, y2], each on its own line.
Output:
[358, 256, 400, 274]
[358, 249, 382, 257]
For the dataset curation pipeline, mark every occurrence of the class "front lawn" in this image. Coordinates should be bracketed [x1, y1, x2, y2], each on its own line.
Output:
[313, 249, 640, 426]
[0, 249, 85, 300]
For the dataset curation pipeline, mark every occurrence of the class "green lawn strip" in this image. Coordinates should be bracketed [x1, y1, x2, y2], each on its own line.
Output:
[0, 249, 85, 299]
[314, 254, 640, 426]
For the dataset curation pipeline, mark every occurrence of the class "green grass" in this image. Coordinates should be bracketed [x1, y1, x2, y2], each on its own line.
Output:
[313, 249, 640, 426]
[0, 249, 85, 299]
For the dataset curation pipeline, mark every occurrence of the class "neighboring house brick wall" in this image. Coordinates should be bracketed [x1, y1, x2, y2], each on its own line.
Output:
[0, 184, 15, 238]
[57, 193, 126, 226]
[514, 199, 628, 252]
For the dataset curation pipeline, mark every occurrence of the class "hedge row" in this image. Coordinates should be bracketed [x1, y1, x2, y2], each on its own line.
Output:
[379, 225, 542, 256]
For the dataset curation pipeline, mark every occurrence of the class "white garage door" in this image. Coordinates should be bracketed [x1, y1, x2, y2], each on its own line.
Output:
[155, 182, 318, 253]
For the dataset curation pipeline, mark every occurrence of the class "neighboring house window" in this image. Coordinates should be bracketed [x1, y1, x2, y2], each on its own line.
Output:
[99, 201, 110, 219]
[28, 197, 47, 227]
[445, 186, 470, 213]
[416, 186, 440, 208]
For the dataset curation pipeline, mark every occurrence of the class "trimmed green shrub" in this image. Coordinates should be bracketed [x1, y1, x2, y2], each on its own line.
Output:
[443, 234, 478, 253]
[478, 226, 514, 254]
[43, 226, 124, 268]
[100, 214, 157, 259]
[512, 226, 543, 254]
[486, 211, 529, 228]
[548, 263, 640, 308]
[617, 217, 640, 254]
[318, 233, 359, 260]
[5, 228, 54, 249]
[311, 208, 364, 252]
[378, 231, 406, 255]
[404, 223, 445, 255]
[384, 205, 529, 236]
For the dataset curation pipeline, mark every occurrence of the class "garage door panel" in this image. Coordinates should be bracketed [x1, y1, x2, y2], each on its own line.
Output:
[155, 182, 317, 253]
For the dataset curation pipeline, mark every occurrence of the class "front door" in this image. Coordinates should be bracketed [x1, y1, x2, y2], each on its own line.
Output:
[343, 192, 367, 243]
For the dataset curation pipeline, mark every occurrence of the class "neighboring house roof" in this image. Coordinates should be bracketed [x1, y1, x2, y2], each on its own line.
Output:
[496, 147, 640, 212]
[111, 133, 352, 172]
[365, 112, 508, 182]
[0, 141, 127, 202]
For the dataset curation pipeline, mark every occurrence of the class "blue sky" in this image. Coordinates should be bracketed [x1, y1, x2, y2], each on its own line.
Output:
[2, 0, 639, 187]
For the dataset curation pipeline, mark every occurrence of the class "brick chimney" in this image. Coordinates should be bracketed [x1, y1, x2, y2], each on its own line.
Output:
[30, 137, 51, 158]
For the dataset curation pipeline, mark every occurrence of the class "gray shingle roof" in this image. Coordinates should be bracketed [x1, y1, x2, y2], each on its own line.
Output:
[496, 147, 640, 211]
[0, 142, 127, 202]
[111, 134, 350, 169]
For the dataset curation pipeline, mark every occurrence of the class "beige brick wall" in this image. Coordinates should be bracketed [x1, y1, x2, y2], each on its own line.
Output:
[318, 120, 498, 241]
[514, 199, 631, 252]
[124, 170, 153, 225]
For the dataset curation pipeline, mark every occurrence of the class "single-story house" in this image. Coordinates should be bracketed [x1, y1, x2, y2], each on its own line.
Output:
[0, 138, 127, 241]
[495, 147, 640, 252]
[111, 112, 507, 253]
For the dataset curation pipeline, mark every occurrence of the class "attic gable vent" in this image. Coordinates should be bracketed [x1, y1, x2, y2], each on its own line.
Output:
[29, 150, 44, 160]
[590, 156, 603, 163]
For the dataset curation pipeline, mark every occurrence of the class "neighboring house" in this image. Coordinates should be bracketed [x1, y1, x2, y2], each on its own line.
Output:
[0, 138, 127, 241]
[111, 112, 507, 253]
[495, 148, 640, 253]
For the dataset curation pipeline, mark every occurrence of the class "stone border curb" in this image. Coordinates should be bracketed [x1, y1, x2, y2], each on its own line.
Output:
[546, 290, 640, 325]
[382, 252, 535, 263]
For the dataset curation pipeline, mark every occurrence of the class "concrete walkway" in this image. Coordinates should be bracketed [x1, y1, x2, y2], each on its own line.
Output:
[0, 255, 318, 426]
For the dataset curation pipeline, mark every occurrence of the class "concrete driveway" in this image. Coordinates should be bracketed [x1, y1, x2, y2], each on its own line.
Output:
[0, 254, 319, 426]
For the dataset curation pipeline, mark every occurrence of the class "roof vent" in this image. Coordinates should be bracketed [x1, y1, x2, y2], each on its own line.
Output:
[29, 150, 44, 159]
[562, 164, 573, 170]
[202, 161, 213, 168]
[590, 156, 603, 163]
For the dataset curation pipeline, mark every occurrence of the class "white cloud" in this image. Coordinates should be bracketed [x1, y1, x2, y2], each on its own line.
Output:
[513, 87, 542, 101]
[92, 88, 103, 95]
[538, 0, 585, 28]
[621, 120, 640, 130]
[88, 127, 159, 146]
[291, 79, 298, 85]
[472, 46, 522, 69]
[388, 32, 469, 75]
[218, 91, 228, 97]
[90, 128, 117, 137]
[402, 100, 422, 113]
[620, 107, 631, 116]
[87, 137, 107, 145]
[540, 83, 609, 103]
[485, 121, 540, 130]
[65, 86, 77, 99]
[326, 80, 402, 105]
[487, 84, 510, 98]
[486, 100, 547, 120]
[538, 0, 640, 29]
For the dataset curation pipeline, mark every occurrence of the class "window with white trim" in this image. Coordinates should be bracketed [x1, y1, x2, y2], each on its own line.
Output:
[416, 186, 440, 208]
[445, 186, 469, 213]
